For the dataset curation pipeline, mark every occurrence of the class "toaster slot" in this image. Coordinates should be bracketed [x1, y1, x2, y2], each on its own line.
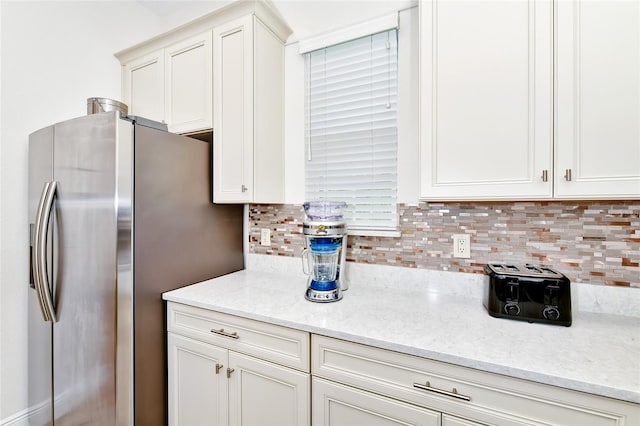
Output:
[525, 265, 542, 274]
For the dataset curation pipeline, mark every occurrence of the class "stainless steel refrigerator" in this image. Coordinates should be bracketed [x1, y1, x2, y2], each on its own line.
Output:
[28, 111, 244, 425]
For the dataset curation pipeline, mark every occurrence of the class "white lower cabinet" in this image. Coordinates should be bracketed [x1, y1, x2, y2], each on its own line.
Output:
[166, 302, 310, 426]
[167, 303, 638, 426]
[228, 351, 309, 426]
[168, 333, 228, 426]
[312, 335, 640, 426]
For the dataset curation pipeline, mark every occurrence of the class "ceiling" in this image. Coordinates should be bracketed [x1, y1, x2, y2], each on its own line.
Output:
[135, 0, 416, 43]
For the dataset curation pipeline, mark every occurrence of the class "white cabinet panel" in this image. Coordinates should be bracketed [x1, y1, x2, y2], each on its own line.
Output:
[167, 333, 228, 426]
[253, 18, 285, 204]
[122, 33, 213, 134]
[312, 377, 440, 426]
[555, 0, 640, 198]
[165, 32, 213, 134]
[213, 15, 285, 203]
[420, 0, 553, 200]
[214, 16, 253, 203]
[167, 301, 310, 372]
[442, 414, 486, 426]
[125, 50, 164, 123]
[229, 352, 309, 426]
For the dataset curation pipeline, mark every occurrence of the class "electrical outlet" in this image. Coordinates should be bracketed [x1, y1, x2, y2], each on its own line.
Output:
[260, 229, 271, 246]
[452, 234, 471, 258]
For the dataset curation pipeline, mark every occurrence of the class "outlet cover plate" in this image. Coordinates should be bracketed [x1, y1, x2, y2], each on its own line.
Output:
[260, 229, 271, 246]
[452, 234, 470, 258]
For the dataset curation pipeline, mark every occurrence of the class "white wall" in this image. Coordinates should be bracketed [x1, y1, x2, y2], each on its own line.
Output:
[0, 1, 169, 422]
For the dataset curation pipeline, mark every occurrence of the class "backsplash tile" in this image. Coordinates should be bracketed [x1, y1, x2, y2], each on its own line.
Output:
[249, 201, 640, 288]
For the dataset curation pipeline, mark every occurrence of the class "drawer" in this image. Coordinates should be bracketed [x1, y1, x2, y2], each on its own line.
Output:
[167, 302, 309, 372]
[312, 335, 639, 426]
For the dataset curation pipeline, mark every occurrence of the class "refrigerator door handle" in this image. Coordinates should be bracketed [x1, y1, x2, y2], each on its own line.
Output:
[34, 180, 58, 322]
[33, 181, 51, 321]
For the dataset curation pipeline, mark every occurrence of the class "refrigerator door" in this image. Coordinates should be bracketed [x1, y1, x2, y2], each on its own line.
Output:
[28, 126, 54, 426]
[51, 112, 128, 424]
[133, 124, 244, 425]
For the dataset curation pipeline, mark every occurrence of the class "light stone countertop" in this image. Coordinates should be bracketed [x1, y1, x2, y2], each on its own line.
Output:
[163, 255, 640, 404]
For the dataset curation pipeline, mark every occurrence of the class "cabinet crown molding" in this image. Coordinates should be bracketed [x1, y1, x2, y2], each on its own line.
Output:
[115, 0, 292, 64]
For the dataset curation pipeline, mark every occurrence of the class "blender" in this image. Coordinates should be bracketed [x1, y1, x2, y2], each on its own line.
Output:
[301, 201, 348, 302]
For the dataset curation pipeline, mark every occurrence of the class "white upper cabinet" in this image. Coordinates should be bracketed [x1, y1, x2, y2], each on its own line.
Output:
[213, 14, 286, 203]
[124, 49, 165, 124]
[420, 0, 553, 200]
[121, 31, 212, 134]
[117, 2, 291, 203]
[420, 0, 640, 200]
[213, 16, 254, 204]
[164, 32, 213, 134]
[555, 0, 640, 199]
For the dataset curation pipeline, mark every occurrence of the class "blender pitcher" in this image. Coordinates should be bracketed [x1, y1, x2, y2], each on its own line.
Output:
[302, 238, 341, 291]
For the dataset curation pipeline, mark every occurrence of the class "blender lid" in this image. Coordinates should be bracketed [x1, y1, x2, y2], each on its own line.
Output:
[303, 200, 347, 221]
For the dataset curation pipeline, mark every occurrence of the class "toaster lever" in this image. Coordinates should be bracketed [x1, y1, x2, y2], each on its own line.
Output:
[507, 281, 519, 302]
[545, 285, 560, 306]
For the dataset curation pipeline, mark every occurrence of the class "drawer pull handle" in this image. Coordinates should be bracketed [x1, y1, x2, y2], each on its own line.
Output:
[210, 328, 239, 339]
[413, 381, 471, 402]
[227, 367, 235, 378]
[215, 363, 223, 374]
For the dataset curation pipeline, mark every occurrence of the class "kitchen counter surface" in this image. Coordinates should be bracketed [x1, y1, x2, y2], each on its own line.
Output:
[163, 267, 640, 404]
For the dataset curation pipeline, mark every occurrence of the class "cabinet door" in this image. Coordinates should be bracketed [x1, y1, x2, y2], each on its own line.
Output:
[555, 0, 640, 199]
[167, 333, 228, 426]
[420, 0, 553, 200]
[213, 15, 254, 203]
[124, 49, 164, 123]
[228, 351, 310, 426]
[165, 32, 213, 134]
[442, 414, 487, 426]
[313, 377, 440, 426]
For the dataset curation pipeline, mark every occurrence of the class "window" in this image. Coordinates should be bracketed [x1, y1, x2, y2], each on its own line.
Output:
[304, 28, 398, 233]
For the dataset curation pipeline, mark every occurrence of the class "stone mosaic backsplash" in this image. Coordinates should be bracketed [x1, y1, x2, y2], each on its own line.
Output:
[248, 201, 640, 288]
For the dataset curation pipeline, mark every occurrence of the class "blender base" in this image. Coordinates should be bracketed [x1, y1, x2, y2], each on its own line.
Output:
[305, 287, 342, 303]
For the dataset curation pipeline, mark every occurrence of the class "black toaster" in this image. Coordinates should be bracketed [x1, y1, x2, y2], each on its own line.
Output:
[484, 264, 572, 326]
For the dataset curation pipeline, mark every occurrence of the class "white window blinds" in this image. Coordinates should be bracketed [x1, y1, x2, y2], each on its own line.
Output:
[305, 29, 398, 232]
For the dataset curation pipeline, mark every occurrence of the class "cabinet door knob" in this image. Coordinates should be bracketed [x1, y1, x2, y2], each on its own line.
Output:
[241, 185, 248, 192]
[215, 363, 223, 374]
[541, 170, 548, 182]
[227, 367, 235, 378]
[564, 169, 572, 181]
